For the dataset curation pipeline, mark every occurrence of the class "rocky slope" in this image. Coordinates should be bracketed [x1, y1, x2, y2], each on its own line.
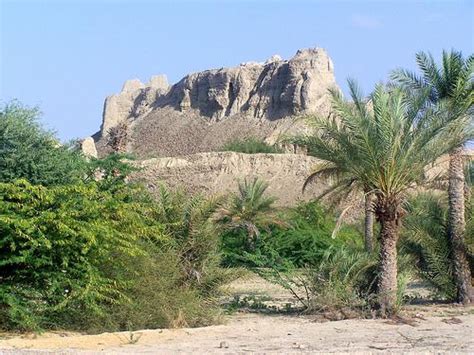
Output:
[130, 152, 362, 215]
[131, 152, 322, 206]
[87, 48, 338, 158]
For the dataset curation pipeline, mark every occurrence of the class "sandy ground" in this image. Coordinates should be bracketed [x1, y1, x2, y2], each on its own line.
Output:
[1, 276, 473, 354]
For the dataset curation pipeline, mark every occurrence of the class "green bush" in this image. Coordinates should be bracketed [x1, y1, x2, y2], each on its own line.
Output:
[0, 179, 235, 332]
[221, 137, 283, 154]
[221, 200, 362, 268]
[0, 101, 87, 186]
[85, 244, 227, 332]
[87, 185, 237, 332]
[0, 180, 159, 331]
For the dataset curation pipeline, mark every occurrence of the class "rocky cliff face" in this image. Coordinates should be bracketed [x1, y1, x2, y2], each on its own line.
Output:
[89, 48, 337, 157]
[160, 48, 335, 120]
[100, 75, 170, 135]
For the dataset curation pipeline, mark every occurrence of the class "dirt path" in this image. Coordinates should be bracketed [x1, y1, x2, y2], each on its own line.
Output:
[1, 276, 473, 354]
[1, 311, 473, 354]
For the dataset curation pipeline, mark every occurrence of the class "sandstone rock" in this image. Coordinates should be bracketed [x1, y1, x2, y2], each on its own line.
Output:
[162, 47, 336, 121]
[121, 79, 145, 93]
[148, 75, 169, 92]
[80, 137, 98, 158]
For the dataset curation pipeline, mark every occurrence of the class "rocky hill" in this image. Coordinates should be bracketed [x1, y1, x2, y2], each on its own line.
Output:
[82, 48, 343, 206]
[86, 48, 338, 158]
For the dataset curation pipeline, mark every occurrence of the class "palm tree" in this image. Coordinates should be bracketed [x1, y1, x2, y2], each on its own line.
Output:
[216, 178, 279, 249]
[298, 80, 463, 315]
[401, 192, 467, 301]
[155, 185, 223, 282]
[299, 98, 376, 253]
[391, 50, 474, 303]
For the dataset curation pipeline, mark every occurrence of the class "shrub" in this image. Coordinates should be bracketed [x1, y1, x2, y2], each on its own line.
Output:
[0, 180, 160, 331]
[221, 137, 283, 154]
[305, 247, 379, 314]
[153, 185, 236, 295]
[85, 244, 226, 332]
[221, 200, 362, 268]
[0, 180, 235, 332]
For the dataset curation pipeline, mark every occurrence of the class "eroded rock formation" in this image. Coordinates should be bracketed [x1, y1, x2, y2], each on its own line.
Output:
[84, 47, 338, 158]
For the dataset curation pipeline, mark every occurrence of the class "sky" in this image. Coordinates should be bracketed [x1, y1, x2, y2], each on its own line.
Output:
[1, 0, 473, 141]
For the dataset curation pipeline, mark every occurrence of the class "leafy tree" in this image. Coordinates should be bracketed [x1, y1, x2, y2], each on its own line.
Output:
[220, 200, 361, 268]
[0, 180, 163, 330]
[0, 101, 87, 185]
[85, 153, 138, 192]
[297, 81, 461, 315]
[391, 50, 474, 303]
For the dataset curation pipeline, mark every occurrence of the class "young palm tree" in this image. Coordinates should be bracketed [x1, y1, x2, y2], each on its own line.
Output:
[299, 98, 376, 253]
[298, 80, 464, 315]
[216, 178, 279, 249]
[155, 185, 223, 282]
[391, 50, 474, 303]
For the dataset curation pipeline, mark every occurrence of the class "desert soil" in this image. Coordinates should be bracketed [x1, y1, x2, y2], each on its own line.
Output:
[1, 276, 473, 354]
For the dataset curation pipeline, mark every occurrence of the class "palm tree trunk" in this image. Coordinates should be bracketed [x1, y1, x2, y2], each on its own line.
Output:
[376, 200, 400, 316]
[447, 147, 473, 304]
[364, 192, 375, 253]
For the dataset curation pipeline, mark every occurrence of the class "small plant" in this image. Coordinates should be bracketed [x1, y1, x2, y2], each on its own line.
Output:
[221, 137, 283, 154]
[107, 121, 130, 153]
[125, 332, 142, 345]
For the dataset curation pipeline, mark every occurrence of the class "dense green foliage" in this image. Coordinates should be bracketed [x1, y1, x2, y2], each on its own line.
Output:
[0, 102, 235, 332]
[401, 192, 474, 300]
[0, 102, 86, 186]
[221, 137, 283, 154]
[94, 185, 236, 332]
[0, 179, 234, 332]
[221, 200, 361, 268]
[0, 180, 156, 330]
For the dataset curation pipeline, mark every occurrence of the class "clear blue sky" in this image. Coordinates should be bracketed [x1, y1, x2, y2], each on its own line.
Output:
[1, 0, 473, 141]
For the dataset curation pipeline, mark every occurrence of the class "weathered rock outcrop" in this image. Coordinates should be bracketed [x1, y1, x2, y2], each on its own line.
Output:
[80, 137, 98, 158]
[160, 48, 335, 121]
[100, 75, 170, 135]
[87, 48, 338, 157]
